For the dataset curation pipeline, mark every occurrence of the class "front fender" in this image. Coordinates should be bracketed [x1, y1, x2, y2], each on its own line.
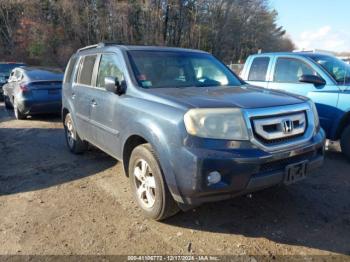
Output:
[120, 111, 186, 203]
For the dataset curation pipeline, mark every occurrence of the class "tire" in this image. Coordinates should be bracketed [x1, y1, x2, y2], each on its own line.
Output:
[4, 95, 12, 109]
[129, 143, 179, 220]
[340, 125, 350, 161]
[64, 113, 88, 154]
[13, 99, 26, 120]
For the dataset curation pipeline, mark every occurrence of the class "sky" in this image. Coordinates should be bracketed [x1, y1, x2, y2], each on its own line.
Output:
[270, 0, 350, 53]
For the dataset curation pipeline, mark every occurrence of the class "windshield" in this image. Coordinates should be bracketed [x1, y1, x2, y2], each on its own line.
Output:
[128, 51, 242, 89]
[308, 55, 350, 84]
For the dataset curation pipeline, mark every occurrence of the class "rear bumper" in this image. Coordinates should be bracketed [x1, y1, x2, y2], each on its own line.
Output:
[171, 129, 325, 206]
[17, 98, 61, 114]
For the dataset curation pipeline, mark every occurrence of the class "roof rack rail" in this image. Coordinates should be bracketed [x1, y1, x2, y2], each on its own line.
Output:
[77, 42, 120, 52]
[77, 44, 99, 52]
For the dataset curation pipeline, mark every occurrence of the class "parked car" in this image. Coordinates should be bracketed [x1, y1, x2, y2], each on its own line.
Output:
[0, 62, 26, 100]
[241, 52, 350, 160]
[62, 43, 325, 220]
[3, 67, 63, 119]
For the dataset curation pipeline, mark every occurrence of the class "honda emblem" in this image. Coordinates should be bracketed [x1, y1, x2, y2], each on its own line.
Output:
[282, 119, 294, 134]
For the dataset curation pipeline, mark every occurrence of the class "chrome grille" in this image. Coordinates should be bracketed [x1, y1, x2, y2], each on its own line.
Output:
[252, 112, 307, 144]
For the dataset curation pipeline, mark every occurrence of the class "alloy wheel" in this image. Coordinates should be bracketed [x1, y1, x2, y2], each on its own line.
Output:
[133, 159, 156, 209]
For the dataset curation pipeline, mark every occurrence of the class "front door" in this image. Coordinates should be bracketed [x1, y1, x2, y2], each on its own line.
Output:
[89, 53, 125, 158]
[267, 57, 339, 135]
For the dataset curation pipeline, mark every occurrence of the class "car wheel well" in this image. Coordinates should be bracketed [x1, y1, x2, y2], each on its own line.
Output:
[335, 112, 350, 140]
[62, 108, 69, 123]
[123, 135, 148, 177]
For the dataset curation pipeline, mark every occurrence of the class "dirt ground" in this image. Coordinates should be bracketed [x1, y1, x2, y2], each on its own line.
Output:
[0, 102, 349, 258]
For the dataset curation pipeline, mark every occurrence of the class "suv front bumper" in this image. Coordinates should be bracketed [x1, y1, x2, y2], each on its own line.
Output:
[171, 129, 325, 206]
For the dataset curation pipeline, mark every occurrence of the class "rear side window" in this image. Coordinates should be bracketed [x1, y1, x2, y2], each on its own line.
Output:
[248, 57, 270, 81]
[77, 55, 97, 86]
[64, 56, 78, 84]
[274, 57, 318, 83]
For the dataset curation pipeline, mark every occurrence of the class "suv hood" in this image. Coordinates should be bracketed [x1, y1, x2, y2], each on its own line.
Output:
[146, 85, 307, 109]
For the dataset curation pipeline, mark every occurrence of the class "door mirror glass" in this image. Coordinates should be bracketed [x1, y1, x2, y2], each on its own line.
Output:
[104, 76, 125, 95]
[299, 74, 326, 86]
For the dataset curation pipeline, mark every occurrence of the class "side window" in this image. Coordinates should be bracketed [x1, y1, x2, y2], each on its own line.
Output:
[248, 57, 270, 81]
[96, 54, 124, 88]
[77, 55, 97, 86]
[274, 58, 318, 83]
[64, 56, 78, 84]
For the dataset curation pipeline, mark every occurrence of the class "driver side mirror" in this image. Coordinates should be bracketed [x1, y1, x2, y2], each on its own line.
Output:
[299, 74, 326, 86]
[104, 76, 125, 95]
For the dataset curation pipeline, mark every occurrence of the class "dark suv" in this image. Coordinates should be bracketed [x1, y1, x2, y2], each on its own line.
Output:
[62, 43, 325, 220]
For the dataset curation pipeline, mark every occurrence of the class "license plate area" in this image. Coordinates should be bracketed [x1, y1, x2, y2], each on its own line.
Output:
[284, 161, 308, 185]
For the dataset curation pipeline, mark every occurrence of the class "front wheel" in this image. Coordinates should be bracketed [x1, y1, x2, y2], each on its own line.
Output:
[340, 125, 350, 161]
[129, 144, 179, 220]
[64, 113, 88, 154]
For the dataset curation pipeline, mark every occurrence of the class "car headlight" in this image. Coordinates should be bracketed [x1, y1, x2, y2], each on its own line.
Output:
[308, 100, 320, 132]
[184, 108, 249, 140]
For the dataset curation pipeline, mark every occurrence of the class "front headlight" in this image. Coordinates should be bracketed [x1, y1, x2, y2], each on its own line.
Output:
[184, 108, 249, 140]
[309, 100, 320, 132]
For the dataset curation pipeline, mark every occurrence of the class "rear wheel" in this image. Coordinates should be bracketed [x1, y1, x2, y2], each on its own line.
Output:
[340, 125, 350, 161]
[64, 113, 88, 154]
[13, 100, 26, 120]
[129, 143, 179, 220]
[4, 95, 12, 109]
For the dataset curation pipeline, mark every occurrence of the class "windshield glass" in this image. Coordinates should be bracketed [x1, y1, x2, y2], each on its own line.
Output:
[128, 51, 242, 88]
[308, 55, 350, 84]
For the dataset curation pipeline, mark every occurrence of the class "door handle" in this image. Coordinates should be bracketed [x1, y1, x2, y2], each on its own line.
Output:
[71, 93, 76, 99]
[91, 99, 97, 107]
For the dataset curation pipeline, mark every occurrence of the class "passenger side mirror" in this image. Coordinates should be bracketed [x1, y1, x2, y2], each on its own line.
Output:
[299, 74, 326, 86]
[104, 76, 125, 95]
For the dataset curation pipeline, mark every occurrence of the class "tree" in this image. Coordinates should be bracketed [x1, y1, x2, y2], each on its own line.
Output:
[0, 0, 294, 66]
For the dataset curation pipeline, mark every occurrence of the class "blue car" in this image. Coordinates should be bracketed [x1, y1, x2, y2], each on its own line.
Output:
[62, 44, 324, 220]
[241, 52, 350, 160]
[3, 67, 63, 119]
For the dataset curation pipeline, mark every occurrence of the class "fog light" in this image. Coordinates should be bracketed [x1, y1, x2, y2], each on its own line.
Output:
[207, 171, 221, 185]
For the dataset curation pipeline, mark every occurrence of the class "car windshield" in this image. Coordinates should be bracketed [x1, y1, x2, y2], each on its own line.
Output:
[128, 51, 242, 88]
[308, 55, 350, 84]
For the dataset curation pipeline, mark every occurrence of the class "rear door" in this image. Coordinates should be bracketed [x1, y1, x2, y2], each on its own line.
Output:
[72, 54, 98, 141]
[267, 56, 339, 135]
[243, 56, 272, 88]
[89, 53, 125, 157]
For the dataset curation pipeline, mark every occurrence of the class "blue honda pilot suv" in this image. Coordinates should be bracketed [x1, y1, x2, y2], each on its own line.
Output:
[62, 43, 325, 220]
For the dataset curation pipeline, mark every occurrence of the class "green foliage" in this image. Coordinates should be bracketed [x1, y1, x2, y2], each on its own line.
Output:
[0, 0, 294, 66]
[28, 41, 45, 59]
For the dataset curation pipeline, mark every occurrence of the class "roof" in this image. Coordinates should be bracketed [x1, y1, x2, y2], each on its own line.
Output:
[19, 67, 63, 81]
[77, 42, 207, 54]
[252, 51, 335, 57]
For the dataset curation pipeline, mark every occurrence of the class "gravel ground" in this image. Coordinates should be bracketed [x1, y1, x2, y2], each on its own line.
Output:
[0, 102, 349, 259]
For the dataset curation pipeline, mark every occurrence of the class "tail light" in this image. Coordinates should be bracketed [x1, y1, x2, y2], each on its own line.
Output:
[19, 84, 29, 93]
